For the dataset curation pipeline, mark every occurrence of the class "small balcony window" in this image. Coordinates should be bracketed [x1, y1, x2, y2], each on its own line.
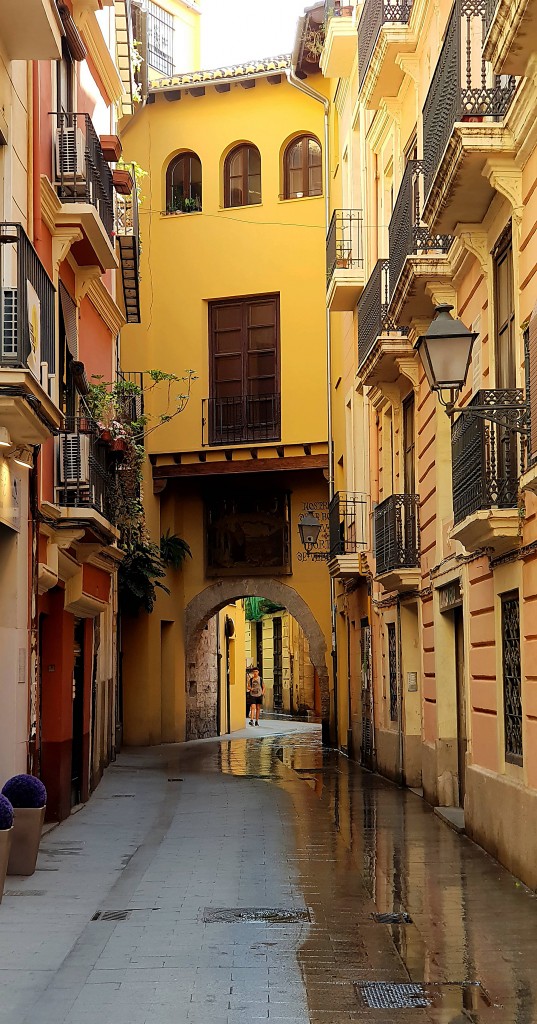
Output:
[283, 135, 322, 199]
[165, 152, 202, 214]
[224, 144, 261, 208]
[147, 0, 174, 77]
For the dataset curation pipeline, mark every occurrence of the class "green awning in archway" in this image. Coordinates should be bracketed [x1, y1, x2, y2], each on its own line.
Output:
[244, 597, 286, 621]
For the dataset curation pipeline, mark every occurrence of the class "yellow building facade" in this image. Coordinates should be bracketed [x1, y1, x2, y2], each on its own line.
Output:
[321, 0, 537, 888]
[245, 606, 319, 716]
[120, 42, 334, 743]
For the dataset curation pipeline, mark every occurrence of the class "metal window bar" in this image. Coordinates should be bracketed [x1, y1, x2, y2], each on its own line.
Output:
[388, 161, 453, 299]
[329, 491, 369, 557]
[203, 394, 281, 446]
[0, 222, 55, 374]
[116, 175, 141, 324]
[373, 493, 419, 576]
[451, 389, 527, 525]
[116, 369, 145, 433]
[56, 416, 115, 522]
[357, 259, 394, 368]
[422, 0, 516, 202]
[501, 592, 523, 764]
[52, 112, 115, 239]
[388, 622, 398, 722]
[326, 209, 363, 287]
[358, 0, 413, 87]
[147, 0, 174, 75]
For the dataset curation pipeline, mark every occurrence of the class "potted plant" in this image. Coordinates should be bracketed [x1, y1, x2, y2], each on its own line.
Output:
[112, 167, 134, 195]
[2, 775, 46, 877]
[0, 795, 14, 903]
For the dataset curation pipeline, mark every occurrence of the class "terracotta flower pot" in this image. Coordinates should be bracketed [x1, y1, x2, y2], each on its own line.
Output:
[113, 168, 134, 195]
[0, 829, 13, 903]
[110, 437, 127, 451]
[7, 806, 45, 876]
[100, 428, 112, 443]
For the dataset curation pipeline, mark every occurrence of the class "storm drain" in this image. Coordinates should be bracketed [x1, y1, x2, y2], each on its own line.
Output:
[203, 907, 310, 924]
[92, 910, 131, 922]
[4, 890, 45, 897]
[372, 912, 413, 924]
[355, 982, 489, 1012]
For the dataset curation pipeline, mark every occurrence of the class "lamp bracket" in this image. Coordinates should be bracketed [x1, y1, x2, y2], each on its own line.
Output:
[438, 388, 530, 437]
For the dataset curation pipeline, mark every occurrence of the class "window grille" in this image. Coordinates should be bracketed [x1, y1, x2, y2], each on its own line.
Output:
[501, 591, 523, 764]
[147, 1, 174, 76]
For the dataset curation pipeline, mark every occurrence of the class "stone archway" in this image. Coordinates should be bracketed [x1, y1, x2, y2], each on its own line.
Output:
[184, 578, 331, 738]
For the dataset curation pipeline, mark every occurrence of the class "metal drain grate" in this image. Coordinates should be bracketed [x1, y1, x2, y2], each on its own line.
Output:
[4, 890, 45, 897]
[356, 983, 429, 1009]
[92, 910, 131, 922]
[203, 907, 310, 924]
[372, 912, 413, 924]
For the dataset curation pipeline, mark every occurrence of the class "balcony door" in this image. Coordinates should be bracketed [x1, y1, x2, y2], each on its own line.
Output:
[494, 226, 516, 391]
[209, 294, 280, 444]
[403, 393, 417, 555]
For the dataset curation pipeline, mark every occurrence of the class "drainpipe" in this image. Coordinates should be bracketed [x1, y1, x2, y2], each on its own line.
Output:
[397, 598, 404, 787]
[285, 64, 338, 748]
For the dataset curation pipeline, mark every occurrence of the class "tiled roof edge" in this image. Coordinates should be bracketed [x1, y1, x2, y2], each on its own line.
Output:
[149, 54, 291, 92]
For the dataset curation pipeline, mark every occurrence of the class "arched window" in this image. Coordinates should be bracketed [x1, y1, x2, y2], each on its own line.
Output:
[283, 135, 322, 199]
[166, 152, 202, 213]
[224, 144, 261, 208]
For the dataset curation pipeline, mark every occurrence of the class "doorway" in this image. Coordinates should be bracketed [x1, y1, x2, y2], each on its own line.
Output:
[273, 617, 283, 709]
[454, 606, 467, 806]
[71, 618, 85, 807]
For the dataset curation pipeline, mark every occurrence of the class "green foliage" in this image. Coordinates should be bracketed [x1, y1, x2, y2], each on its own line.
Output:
[118, 535, 169, 616]
[160, 530, 192, 569]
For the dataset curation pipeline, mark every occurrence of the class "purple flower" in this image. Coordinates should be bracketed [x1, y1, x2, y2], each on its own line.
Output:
[0, 794, 14, 830]
[2, 774, 46, 809]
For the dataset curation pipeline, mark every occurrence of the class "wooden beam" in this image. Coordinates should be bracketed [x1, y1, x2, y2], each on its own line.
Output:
[215, 83, 231, 93]
[164, 90, 181, 101]
[240, 80, 255, 89]
[267, 74, 282, 85]
[152, 454, 328, 480]
[189, 86, 205, 97]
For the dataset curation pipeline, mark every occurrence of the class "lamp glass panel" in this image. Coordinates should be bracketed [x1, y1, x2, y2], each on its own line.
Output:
[423, 335, 474, 390]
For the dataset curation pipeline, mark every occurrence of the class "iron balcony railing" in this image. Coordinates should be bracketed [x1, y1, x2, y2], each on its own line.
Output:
[452, 389, 527, 525]
[325, 0, 353, 16]
[116, 175, 141, 323]
[116, 369, 145, 435]
[0, 222, 55, 375]
[357, 259, 394, 368]
[52, 112, 115, 239]
[389, 161, 452, 298]
[374, 493, 419, 576]
[358, 0, 413, 86]
[484, 0, 497, 32]
[422, 0, 516, 201]
[329, 491, 369, 558]
[56, 416, 115, 522]
[326, 209, 363, 288]
[202, 394, 281, 446]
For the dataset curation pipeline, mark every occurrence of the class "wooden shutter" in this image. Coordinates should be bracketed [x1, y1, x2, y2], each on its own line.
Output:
[529, 304, 537, 459]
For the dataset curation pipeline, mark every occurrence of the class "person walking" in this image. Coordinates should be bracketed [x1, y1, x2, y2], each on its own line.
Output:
[248, 668, 264, 726]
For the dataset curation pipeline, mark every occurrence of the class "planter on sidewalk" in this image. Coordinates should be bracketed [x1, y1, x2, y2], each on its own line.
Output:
[2, 775, 46, 877]
[0, 795, 14, 903]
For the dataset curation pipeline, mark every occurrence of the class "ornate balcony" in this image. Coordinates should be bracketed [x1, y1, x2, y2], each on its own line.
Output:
[328, 491, 369, 578]
[55, 416, 120, 542]
[202, 394, 281, 446]
[0, 223, 61, 444]
[358, 0, 413, 108]
[483, 0, 536, 75]
[321, 2, 357, 79]
[357, 260, 413, 385]
[0, 0, 62, 60]
[51, 112, 117, 271]
[422, 0, 516, 233]
[374, 493, 420, 591]
[388, 161, 452, 323]
[451, 390, 526, 554]
[116, 176, 141, 324]
[326, 209, 364, 311]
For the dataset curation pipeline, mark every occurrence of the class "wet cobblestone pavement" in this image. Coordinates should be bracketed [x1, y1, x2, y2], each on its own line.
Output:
[1, 721, 537, 1022]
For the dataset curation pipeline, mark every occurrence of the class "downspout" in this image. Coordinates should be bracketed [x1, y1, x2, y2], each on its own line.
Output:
[285, 63, 338, 748]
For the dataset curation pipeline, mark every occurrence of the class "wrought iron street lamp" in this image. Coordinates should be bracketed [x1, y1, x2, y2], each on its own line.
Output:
[298, 512, 321, 552]
[417, 304, 529, 436]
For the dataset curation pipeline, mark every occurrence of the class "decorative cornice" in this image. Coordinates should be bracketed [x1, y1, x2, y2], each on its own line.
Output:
[73, 1, 124, 105]
[40, 174, 62, 234]
[87, 277, 125, 333]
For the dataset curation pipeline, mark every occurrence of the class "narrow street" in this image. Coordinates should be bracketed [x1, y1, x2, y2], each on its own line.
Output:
[1, 721, 537, 1024]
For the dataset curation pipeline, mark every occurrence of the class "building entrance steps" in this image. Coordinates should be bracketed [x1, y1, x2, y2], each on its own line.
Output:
[0, 723, 536, 1022]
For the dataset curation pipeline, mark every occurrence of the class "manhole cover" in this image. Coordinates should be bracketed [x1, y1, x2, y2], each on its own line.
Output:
[4, 890, 45, 897]
[355, 982, 489, 1012]
[203, 907, 310, 924]
[356, 983, 429, 1009]
[372, 912, 413, 924]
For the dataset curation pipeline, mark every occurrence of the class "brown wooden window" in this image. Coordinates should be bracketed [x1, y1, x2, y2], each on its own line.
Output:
[283, 135, 322, 199]
[166, 152, 202, 213]
[493, 223, 516, 391]
[208, 294, 280, 444]
[224, 144, 261, 208]
[402, 393, 415, 495]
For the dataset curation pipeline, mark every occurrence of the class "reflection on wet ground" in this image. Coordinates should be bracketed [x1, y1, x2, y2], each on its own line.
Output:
[176, 724, 537, 1023]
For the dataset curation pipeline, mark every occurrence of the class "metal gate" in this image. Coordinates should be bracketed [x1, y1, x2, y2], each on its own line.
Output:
[360, 620, 375, 768]
[273, 617, 283, 709]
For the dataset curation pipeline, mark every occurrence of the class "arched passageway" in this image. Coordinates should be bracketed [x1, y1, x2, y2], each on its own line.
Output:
[184, 578, 330, 740]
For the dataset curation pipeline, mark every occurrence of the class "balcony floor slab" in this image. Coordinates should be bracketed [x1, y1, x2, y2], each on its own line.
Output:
[320, 16, 357, 79]
[357, 332, 415, 387]
[328, 553, 365, 579]
[375, 567, 421, 592]
[449, 508, 520, 555]
[326, 268, 365, 311]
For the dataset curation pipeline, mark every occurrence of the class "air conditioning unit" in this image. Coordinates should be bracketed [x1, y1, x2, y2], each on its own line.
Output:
[55, 127, 86, 182]
[60, 433, 90, 485]
[1, 288, 17, 359]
